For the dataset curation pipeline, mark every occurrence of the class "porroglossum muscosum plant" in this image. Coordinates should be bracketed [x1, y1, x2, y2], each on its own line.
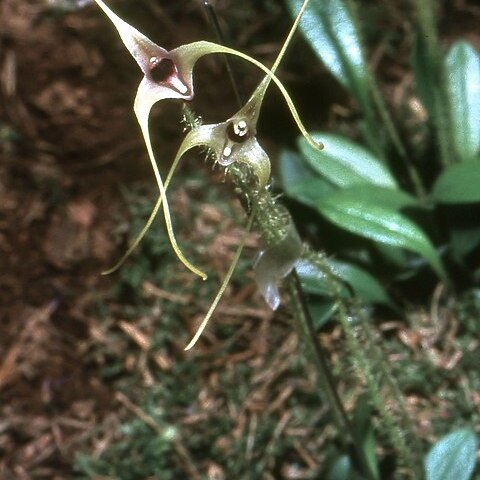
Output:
[83, 1, 480, 477]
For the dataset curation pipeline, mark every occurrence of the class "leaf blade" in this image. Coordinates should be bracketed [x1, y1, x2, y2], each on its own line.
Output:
[298, 133, 397, 189]
[296, 258, 392, 306]
[285, 0, 370, 110]
[432, 161, 480, 204]
[445, 41, 480, 162]
[424, 428, 478, 480]
[314, 193, 446, 278]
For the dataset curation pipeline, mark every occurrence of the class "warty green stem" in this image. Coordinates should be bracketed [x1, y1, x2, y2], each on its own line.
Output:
[305, 252, 422, 479]
[228, 164, 348, 427]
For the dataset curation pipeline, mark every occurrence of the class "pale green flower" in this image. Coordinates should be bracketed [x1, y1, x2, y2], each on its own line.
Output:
[93, 0, 317, 348]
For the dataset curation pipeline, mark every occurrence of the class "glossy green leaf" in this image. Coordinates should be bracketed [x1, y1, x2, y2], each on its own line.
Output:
[314, 193, 446, 279]
[279, 149, 317, 188]
[296, 260, 335, 297]
[286, 0, 370, 110]
[296, 258, 392, 305]
[279, 149, 336, 205]
[432, 162, 480, 203]
[445, 42, 480, 162]
[424, 428, 478, 480]
[288, 178, 337, 206]
[298, 133, 397, 188]
[323, 184, 419, 211]
[375, 243, 409, 270]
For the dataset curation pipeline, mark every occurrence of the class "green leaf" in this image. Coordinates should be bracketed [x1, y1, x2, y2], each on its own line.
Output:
[432, 162, 480, 203]
[327, 456, 352, 480]
[322, 184, 419, 211]
[445, 42, 480, 162]
[296, 258, 392, 306]
[296, 260, 335, 297]
[307, 300, 338, 329]
[286, 0, 370, 111]
[450, 226, 480, 260]
[314, 193, 447, 279]
[327, 456, 366, 480]
[279, 149, 336, 206]
[279, 149, 317, 190]
[288, 178, 337, 206]
[298, 133, 397, 189]
[424, 428, 478, 480]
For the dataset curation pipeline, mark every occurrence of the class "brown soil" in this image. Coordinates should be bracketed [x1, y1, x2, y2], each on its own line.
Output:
[0, 1, 284, 477]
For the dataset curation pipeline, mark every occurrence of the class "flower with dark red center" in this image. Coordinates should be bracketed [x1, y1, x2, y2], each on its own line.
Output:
[93, 0, 320, 281]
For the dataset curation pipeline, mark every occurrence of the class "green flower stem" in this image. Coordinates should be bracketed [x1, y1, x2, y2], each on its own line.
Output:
[355, 305, 424, 463]
[305, 252, 422, 479]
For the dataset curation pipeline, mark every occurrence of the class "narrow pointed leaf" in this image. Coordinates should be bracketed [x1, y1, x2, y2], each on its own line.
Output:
[432, 161, 480, 203]
[286, 0, 370, 110]
[424, 428, 478, 480]
[298, 133, 397, 188]
[314, 193, 446, 278]
[445, 42, 480, 162]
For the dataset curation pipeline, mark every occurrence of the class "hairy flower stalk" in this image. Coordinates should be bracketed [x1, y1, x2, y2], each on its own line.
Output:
[92, 0, 321, 280]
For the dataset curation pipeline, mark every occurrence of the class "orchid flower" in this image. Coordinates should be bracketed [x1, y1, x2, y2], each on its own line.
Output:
[164, 0, 313, 349]
[92, 0, 320, 281]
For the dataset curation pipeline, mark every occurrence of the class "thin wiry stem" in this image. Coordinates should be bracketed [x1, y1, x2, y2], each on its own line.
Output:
[203, 0, 244, 107]
[287, 270, 352, 438]
[184, 207, 256, 350]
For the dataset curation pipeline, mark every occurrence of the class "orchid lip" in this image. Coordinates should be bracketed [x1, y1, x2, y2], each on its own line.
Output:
[147, 56, 191, 97]
[166, 75, 190, 96]
[227, 120, 251, 143]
